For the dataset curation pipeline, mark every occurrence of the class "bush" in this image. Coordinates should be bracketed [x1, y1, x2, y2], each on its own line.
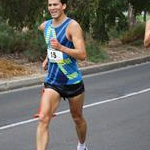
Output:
[86, 40, 108, 63]
[0, 18, 109, 63]
[23, 33, 46, 61]
[0, 19, 46, 61]
[22, 29, 46, 62]
[0, 19, 27, 54]
[120, 23, 145, 44]
[0, 20, 16, 54]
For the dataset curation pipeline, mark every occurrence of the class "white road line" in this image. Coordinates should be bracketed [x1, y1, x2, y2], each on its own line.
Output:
[0, 88, 150, 131]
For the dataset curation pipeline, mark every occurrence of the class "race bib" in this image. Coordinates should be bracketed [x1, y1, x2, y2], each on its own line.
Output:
[47, 47, 64, 63]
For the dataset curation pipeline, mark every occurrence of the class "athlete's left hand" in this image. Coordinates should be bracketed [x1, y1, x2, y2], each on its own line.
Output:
[50, 39, 62, 51]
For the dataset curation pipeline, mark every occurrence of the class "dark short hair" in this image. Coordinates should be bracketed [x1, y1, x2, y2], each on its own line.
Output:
[60, 0, 68, 4]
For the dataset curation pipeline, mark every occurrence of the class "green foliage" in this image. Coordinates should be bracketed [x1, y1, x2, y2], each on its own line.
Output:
[67, 0, 92, 32]
[120, 23, 145, 44]
[0, 19, 46, 61]
[0, 19, 27, 54]
[22, 29, 46, 62]
[86, 40, 108, 63]
[0, 0, 149, 62]
[108, 27, 121, 39]
[85, 0, 128, 43]
[129, 0, 150, 14]
[0, 0, 46, 30]
[0, 19, 16, 54]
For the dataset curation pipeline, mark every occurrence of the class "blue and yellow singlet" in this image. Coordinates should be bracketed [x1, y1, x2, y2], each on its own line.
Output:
[44, 18, 83, 85]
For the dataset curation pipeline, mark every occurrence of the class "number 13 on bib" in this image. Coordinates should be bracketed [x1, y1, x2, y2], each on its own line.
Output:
[47, 47, 64, 63]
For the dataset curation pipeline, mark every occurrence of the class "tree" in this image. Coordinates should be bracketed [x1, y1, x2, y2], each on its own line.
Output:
[128, 0, 150, 22]
[67, 0, 92, 33]
[0, 0, 46, 30]
[91, 0, 128, 43]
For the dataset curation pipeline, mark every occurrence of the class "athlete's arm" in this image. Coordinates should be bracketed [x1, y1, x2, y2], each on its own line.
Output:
[38, 21, 47, 32]
[50, 20, 86, 61]
[42, 57, 48, 70]
[144, 20, 150, 47]
[38, 21, 48, 70]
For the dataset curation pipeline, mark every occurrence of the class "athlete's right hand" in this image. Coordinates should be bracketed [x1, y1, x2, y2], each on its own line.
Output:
[42, 58, 48, 70]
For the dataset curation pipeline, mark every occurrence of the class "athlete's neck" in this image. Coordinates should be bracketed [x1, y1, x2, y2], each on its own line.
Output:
[52, 14, 67, 27]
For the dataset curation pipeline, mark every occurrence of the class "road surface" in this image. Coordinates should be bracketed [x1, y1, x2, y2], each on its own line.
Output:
[0, 62, 150, 150]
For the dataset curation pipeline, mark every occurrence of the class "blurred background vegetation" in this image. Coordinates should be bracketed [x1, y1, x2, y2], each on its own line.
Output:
[0, 0, 150, 62]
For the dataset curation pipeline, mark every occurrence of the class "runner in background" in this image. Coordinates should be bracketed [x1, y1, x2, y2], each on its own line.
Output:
[144, 20, 150, 47]
[36, 0, 88, 150]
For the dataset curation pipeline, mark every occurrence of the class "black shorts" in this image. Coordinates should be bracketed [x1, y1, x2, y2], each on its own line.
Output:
[44, 81, 85, 99]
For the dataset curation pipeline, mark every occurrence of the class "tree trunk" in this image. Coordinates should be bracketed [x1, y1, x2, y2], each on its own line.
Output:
[143, 10, 147, 22]
[128, 3, 135, 29]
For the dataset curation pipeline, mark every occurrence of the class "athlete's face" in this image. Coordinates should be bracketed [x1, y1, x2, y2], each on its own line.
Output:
[48, 0, 66, 19]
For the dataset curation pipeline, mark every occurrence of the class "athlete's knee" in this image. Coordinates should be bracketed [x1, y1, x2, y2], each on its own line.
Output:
[72, 114, 85, 125]
[38, 114, 51, 125]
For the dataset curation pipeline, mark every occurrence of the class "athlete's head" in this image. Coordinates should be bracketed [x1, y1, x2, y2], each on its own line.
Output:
[59, 0, 68, 5]
[48, 0, 68, 19]
[48, 0, 68, 6]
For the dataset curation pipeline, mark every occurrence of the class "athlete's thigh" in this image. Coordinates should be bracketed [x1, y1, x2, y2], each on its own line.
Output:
[40, 88, 61, 117]
[68, 93, 85, 116]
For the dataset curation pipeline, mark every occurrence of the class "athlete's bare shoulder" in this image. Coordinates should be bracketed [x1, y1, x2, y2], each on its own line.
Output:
[38, 21, 48, 32]
[68, 19, 82, 30]
[67, 19, 83, 36]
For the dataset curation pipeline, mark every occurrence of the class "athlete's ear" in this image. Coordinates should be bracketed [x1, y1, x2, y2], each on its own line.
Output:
[62, 4, 66, 10]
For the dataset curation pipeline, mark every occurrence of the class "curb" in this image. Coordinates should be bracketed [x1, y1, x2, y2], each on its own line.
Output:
[0, 55, 150, 92]
[0, 75, 44, 92]
[81, 55, 150, 75]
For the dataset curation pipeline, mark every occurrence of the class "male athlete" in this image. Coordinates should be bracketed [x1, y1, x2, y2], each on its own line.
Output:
[36, 0, 88, 150]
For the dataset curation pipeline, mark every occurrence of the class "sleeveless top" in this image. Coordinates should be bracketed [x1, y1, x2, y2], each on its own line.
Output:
[44, 18, 83, 85]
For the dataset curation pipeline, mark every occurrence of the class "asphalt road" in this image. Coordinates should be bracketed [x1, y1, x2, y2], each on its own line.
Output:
[0, 62, 150, 150]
